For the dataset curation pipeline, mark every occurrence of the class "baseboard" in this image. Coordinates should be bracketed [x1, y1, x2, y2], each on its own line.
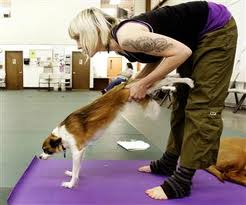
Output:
[24, 87, 47, 90]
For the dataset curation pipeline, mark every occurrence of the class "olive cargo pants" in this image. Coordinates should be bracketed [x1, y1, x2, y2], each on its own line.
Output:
[166, 18, 238, 169]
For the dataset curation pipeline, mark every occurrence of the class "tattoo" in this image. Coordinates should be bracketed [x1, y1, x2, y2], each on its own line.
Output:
[122, 36, 173, 53]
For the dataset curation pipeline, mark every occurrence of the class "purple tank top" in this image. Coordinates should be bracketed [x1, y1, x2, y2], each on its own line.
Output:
[200, 2, 231, 36]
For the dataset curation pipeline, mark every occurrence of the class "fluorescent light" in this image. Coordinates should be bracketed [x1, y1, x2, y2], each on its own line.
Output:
[110, 0, 120, 5]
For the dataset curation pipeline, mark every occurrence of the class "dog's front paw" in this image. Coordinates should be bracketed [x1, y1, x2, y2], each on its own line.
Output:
[65, 170, 73, 177]
[61, 181, 75, 189]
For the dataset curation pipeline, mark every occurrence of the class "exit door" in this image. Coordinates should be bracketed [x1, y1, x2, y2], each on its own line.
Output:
[5, 51, 23, 90]
[72, 52, 90, 89]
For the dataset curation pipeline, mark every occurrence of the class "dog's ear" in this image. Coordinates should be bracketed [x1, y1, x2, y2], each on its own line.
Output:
[50, 138, 62, 148]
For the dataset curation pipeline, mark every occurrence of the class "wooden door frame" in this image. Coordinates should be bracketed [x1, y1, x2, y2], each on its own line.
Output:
[146, 0, 151, 12]
[5, 51, 23, 90]
[72, 51, 90, 89]
[107, 57, 122, 79]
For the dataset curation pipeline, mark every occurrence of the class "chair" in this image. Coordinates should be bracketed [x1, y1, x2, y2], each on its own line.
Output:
[227, 47, 246, 113]
[49, 73, 61, 91]
[159, 86, 176, 107]
[43, 63, 53, 73]
[228, 79, 246, 113]
[39, 73, 51, 90]
[0, 72, 6, 88]
[60, 73, 71, 91]
[155, 73, 180, 107]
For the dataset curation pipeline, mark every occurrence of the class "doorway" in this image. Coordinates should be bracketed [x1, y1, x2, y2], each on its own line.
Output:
[5, 51, 23, 90]
[72, 52, 90, 89]
[107, 57, 122, 79]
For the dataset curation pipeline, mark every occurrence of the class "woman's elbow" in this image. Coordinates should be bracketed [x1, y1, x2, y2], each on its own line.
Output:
[169, 45, 192, 60]
[183, 46, 192, 58]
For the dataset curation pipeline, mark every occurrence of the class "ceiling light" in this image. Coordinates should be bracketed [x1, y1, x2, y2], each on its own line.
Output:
[110, 0, 121, 5]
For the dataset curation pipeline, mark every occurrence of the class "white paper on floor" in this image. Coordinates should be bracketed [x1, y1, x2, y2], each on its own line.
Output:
[117, 140, 150, 151]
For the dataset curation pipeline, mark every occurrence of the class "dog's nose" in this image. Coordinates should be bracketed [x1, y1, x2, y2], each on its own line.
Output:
[39, 155, 42, 159]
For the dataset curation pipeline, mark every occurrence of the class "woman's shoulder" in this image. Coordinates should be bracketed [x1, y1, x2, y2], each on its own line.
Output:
[114, 19, 152, 33]
[111, 19, 152, 43]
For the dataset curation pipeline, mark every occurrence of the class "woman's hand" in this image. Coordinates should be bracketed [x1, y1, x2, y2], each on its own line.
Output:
[125, 81, 148, 102]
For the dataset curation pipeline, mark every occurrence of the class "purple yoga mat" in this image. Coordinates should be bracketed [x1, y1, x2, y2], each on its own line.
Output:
[8, 156, 245, 205]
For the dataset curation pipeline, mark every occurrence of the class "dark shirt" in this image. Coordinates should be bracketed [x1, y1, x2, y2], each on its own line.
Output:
[111, 1, 209, 63]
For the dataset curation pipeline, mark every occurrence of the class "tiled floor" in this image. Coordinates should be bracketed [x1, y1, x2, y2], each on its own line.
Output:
[0, 90, 245, 205]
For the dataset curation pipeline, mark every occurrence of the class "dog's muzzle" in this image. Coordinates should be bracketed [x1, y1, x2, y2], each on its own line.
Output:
[39, 152, 51, 160]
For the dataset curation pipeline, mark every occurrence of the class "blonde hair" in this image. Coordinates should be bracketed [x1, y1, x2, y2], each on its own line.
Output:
[68, 7, 118, 57]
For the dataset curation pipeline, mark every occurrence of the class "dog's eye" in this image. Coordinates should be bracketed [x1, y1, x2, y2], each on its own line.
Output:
[47, 151, 54, 155]
[43, 148, 53, 155]
[46, 151, 53, 155]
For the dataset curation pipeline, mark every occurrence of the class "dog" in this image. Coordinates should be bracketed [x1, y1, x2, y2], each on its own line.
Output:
[207, 137, 246, 186]
[39, 75, 194, 188]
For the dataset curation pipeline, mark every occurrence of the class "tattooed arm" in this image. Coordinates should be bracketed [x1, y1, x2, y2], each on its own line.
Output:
[116, 22, 192, 100]
[122, 36, 173, 54]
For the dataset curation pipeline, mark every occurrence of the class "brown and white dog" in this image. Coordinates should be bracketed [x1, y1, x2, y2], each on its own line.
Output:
[39, 75, 194, 188]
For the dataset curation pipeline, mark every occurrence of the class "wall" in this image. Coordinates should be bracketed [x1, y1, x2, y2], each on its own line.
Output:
[0, 0, 142, 89]
[0, 45, 77, 87]
[0, 45, 138, 88]
[90, 52, 138, 88]
[0, 0, 100, 45]
[134, 0, 146, 14]
[0, 0, 245, 97]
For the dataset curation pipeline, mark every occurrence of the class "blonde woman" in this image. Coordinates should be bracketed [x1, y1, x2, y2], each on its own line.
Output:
[68, 1, 237, 200]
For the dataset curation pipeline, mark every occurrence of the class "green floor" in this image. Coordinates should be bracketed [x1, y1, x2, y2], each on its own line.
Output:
[0, 90, 163, 205]
[0, 90, 245, 205]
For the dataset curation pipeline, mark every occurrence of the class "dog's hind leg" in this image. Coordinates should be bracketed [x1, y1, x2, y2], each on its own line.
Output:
[62, 147, 85, 188]
[147, 77, 194, 94]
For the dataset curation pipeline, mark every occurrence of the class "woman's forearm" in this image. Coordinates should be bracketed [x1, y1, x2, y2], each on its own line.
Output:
[140, 52, 190, 88]
[135, 61, 161, 79]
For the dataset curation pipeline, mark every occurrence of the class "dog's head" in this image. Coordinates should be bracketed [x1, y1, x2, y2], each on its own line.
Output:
[39, 133, 63, 160]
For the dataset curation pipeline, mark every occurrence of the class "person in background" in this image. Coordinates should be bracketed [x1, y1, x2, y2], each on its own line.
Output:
[101, 62, 133, 94]
[68, 1, 237, 200]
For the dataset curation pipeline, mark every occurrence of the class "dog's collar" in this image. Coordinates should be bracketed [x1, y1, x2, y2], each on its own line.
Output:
[62, 144, 66, 158]
[54, 126, 67, 158]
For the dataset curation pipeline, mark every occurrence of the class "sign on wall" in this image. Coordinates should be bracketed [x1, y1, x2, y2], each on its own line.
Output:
[29, 50, 36, 59]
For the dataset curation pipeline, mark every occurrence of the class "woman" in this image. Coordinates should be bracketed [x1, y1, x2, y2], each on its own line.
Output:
[68, 1, 237, 200]
[101, 62, 133, 94]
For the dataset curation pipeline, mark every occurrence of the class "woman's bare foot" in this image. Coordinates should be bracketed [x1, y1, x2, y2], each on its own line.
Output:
[145, 186, 168, 200]
[138, 165, 151, 173]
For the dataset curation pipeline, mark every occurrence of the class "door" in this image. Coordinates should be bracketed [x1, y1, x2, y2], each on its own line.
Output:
[107, 57, 122, 79]
[72, 52, 90, 89]
[5, 51, 23, 90]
